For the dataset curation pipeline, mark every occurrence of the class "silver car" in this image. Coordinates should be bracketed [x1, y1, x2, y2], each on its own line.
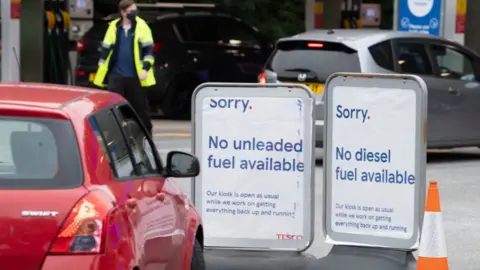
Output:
[260, 29, 480, 149]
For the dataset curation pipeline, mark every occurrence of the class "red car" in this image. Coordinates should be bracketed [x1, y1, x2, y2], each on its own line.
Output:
[0, 83, 205, 270]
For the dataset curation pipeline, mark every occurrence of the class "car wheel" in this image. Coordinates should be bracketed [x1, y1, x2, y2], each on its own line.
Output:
[190, 239, 206, 270]
[162, 76, 197, 120]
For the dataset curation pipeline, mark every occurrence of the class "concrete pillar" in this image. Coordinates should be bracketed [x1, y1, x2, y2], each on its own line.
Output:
[442, 0, 458, 42]
[19, 0, 44, 82]
[1, 0, 21, 82]
[305, 0, 342, 30]
[305, 0, 315, 31]
[465, 0, 480, 53]
[323, 0, 343, 29]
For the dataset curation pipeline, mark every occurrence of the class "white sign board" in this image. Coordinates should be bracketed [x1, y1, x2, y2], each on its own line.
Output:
[192, 83, 315, 251]
[323, 73, 427, 250]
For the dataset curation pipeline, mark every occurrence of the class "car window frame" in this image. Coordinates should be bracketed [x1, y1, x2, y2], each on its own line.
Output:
[391, 38, 436, 76]
[88, 115, 118, 177]
[173, 15, 270, 49]
[172, 18, 188, 43]
[424, 40, 480, 82]
[150, 18, 180, 43]
[89, 104, 143, 182]
[111, 103, 164, 178]
[174, 16, 220, 44]
[213, 16, 265, 49]
[368, 40, 395, 71]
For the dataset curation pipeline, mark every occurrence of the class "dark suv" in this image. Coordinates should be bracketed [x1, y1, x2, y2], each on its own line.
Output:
[75, 9, 273, 119]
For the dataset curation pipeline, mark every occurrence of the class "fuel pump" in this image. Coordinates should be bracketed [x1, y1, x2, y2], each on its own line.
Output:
[67, 0, 94, 85]
[360, 4, 382, 29]
[42, 0, 72, 84]
[53, 0, 72, 84]
[60, 3, 72, 83]
[44, 1, 58, 83]
[52, 0, 65, 83]
[341, 0, 362, 29]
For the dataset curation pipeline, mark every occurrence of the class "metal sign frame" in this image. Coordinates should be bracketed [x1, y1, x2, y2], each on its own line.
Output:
[322, 73, 427, 250]
[191, 83, 316, 252]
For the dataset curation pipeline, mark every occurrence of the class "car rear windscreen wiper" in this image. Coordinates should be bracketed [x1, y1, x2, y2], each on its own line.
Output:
[285, 68, 311, 72]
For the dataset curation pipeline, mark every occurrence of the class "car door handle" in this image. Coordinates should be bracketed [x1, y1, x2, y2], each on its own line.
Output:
[126, 198, 137, 209]
[155, 192, 166, 202]
[448, 88, 461, 95]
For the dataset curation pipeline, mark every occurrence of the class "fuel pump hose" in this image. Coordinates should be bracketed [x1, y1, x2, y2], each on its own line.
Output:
[45, 11, 58, 83]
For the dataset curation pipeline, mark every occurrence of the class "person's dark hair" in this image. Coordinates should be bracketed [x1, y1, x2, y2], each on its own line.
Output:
[118, 0, 135, 11]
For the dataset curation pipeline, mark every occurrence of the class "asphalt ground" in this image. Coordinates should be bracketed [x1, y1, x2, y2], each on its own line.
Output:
[152, 119, 480, 270]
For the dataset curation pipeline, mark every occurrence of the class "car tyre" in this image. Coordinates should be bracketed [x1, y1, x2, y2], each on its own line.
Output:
[190, 239, 206, 270]
[162, 75, 197, 120]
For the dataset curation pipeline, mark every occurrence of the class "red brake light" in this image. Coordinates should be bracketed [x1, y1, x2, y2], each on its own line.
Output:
[76, 40, 86, 52]
[48, 191, 112, 255]
[153, 41, 165, 53]
[75, 70, 85, 76]
[307, 42, 323, 48]
[258, 71, 266, 83]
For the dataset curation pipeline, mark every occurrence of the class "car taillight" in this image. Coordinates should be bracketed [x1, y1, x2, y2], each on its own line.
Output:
[75, 70, 85, 76]
[76, 40, 86, 52]
[153, 41, 165, 53]
[258, 71, 266, 83]
[48, 191, 112, 255]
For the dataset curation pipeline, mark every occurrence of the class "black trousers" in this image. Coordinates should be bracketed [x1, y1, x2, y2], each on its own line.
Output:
[108, 73, 153, 135]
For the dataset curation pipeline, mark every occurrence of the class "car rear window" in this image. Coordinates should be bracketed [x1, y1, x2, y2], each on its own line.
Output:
[266, 40, 361, 82]
[0, 117, 82, 189]
[84, 23, 109, 41]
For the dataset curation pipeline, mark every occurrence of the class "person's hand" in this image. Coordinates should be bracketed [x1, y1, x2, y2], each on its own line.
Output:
[139, 70, 148, 81]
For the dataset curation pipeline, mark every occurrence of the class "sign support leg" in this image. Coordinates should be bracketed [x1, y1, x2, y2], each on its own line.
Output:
[305, 245, 417, 270]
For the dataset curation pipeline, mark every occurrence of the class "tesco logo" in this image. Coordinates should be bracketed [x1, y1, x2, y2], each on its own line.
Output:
[336, 105, 370, 123]
[209, 98, 252, 113]
[276, 233, 303, 240]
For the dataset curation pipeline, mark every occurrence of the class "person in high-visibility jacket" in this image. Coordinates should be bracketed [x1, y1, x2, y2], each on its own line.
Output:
[93, 0, 154, 134]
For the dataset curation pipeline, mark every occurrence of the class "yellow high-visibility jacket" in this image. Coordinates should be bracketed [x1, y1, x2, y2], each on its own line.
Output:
[93, 17, 156, 87]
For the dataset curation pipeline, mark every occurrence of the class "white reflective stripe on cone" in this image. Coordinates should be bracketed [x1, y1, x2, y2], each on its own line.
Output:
[418, 212, 447, 258]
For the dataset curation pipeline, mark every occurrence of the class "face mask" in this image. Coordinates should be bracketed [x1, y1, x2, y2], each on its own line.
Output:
[126, 10, 137, 22]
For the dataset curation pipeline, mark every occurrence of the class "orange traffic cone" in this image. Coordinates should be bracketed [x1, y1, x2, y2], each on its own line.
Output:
[417, 181, 448, 270]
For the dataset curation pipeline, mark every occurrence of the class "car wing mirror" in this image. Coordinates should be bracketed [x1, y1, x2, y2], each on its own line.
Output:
[165, 151, 200, 178]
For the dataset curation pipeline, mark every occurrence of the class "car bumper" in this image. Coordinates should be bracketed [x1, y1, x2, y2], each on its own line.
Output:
[315, 119, 324, 148]
[41, 254, 129, 270]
